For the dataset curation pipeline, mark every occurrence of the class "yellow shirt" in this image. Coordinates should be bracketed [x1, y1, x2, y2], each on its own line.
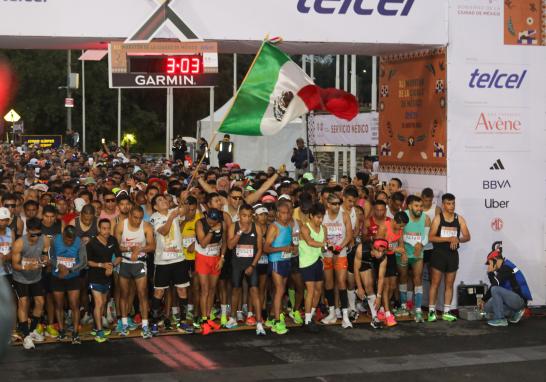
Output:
[181, 212, 202, 261]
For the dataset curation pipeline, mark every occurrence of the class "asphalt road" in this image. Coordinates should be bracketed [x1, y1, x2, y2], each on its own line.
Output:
[1, 317, 545, 382]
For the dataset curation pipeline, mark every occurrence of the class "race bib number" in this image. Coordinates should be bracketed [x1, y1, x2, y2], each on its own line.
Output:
[182, 237, 196, 248]
[204, 244, 220, 257]
[161, 248, 184, 261]
[22, 258, 38, 268]
[281, 251, 292, 259]
[440, 227, 458, 238]
[327, 224, 343, 238]
[236, 245, 254, 258]
[57, 256, 75, 269]
[404, 233, 422, 246]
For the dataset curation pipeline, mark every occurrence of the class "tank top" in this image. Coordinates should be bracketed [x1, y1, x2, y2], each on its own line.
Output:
[13, 235, 44, 284]
[234, 222, 258, 260]
[385, 219, 402, 256]
[433, 213, 460, 254]
[360, 241, 386, 270]
[423, 204, 437, 250]
[195, 218, 223, 257]
[181, 212, 202, 261]
[268, 222, 292, 263]
[367, 216, 391, 239]
[120, 219, 147, 263]
[0, 228, 12, 276]
[323, 210, 346, 257]
[298, 223, 324, 268]
[75, 217, 98, 240]
[403, 211, 427, 258]
[223, 204, 239, 223]
[51, 234, 81, 279]
[342, 206, 358, 232]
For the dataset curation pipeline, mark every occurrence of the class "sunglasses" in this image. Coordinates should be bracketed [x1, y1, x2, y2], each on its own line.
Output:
[230, 196, 243, 201]
[329, 202, 341, 206]
[29, 231, 42, 238]
[4, 204, 16, 208]
[105, 199, 116, 203]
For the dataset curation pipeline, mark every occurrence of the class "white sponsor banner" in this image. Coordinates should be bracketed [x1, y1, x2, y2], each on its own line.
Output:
[447, 0, 546, 305]
[0, 0, 448, 47]
[308, 112, 378, 146]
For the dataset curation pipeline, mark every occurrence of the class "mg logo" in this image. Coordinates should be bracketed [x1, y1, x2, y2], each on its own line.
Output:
[490, 217, 504, 232]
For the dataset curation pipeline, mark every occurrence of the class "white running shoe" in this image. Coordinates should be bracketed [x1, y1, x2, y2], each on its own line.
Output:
[321, 310, 337, 325]
[341, 318, 353, 329]
[30, 329, 44, 342]
[225, 317, 238, 329]
[23, 335, 35, 350]
[81, 312, 93, 325]
[256, 322, 266, 336]
[356, 302, 367, 313]
[335, 308, 342, 319]
[102, 316, 109, 328]
[236, 311, 245, 322]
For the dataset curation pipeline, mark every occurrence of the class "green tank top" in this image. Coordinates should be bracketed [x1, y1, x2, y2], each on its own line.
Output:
[403, 210, 427, 258]
[298, 223, 324, 268]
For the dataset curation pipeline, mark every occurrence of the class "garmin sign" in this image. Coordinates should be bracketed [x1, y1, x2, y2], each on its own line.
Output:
[297, 0, 415, 15]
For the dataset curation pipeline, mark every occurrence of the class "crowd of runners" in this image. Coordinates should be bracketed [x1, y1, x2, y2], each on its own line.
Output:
[0, 139, 531, 350]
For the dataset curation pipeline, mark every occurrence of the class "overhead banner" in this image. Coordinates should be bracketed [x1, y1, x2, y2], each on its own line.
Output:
[448, 0, 546, 305]
[504, 0, 545, 46]
[378, 50, 447, 175]
[308, 112, 378, 146]
[22, 135, 62, 149]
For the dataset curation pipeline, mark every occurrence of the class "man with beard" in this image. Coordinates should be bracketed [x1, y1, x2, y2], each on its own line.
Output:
[398, 195, 431, 322]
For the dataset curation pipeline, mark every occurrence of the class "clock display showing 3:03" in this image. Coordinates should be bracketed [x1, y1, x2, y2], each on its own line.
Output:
[165, 56, 203, 75]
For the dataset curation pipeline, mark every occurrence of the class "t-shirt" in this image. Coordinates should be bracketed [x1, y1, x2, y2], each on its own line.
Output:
[86, 236, 121, 285]
[150, 210, 185, 265]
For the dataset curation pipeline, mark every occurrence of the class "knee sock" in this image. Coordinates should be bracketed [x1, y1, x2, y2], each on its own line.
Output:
[324, 289, 335, 308]
[367, 295, 378, 319]
[339, 289, 348, 310]
[399, 284, 407, 307]
[414, 286, 423, 312]
[347, 289, 356, 311]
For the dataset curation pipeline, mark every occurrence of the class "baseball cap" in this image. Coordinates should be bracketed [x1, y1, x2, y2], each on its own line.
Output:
[253, 204, 268, 215]
[0, 207, 11, 220]
[206, 208, 222, 221]
[84, 177, 96, 185]
[261, 195, 276, 204]
[372, 238, 389, 250]
[278, 194, 292, 201]
[485, 250, 502, 265]
[162, 169, 173, 177]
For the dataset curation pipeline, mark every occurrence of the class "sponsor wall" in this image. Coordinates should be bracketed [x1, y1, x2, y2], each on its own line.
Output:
[448, 0, 546, 305]
[308, 112, 378, 146]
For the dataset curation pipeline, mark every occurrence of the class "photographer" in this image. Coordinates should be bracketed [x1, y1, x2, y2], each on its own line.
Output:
[291, 138, 314, 179]
[482, 243, 532, 327]
[172, 135, 187, 162]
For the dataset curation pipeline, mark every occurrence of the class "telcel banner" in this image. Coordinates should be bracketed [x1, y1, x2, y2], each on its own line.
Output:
[308, 112, 378, 146]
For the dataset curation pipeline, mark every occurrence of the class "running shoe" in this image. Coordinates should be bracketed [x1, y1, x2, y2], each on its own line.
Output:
[95, 331, 108, 343]
[509, 308, 525, 324]
[406, 300, 414, 312]
[46, 324, 59, 338]
[177, 322, 194, 334]
[279, 312, 286, 323]
[119, 324, 129, 336]
[151, 323, 159, 336]
[30, 329, 45, 342]
[265, 318, 275, 328]
[321, 310, 337, 325]
[101, 316, 109, 329]
[115, 319, 124, 333]
[163, 318, 173, 331]
[209, 309, 217, 321]
[442, 312, 458, 322]
[370, 317, 383, 329]
[36, 323, 45, 336]
[133, 313, 142, 325]
[415, 311, 425, 323]
[220, 314, 227, 327]
[103, 329, 112, 336]
[201, 322, 212, 336]
[57, 330, 68, 341]
[487, 318, 508, 327]
[385, 314, 398, 327]
[225, 317, 238, 329]
[245, 315, 257, 326]
[341, 318, 353, 329]
[23, 335, 35, 350]
[256, 322, 266, 336]
[186, 311, 194, 322]
[290, 310, 304, 325]
[394, 307, 410, 318]
[193, 317, 203, 330]
[71, 334, 81, 345]
[305, 321, 320, 333]
[335, 308, 342, 319]
[81, 312, 93, 325]
[428, 310, 437, 322]
[356, 302, 367, 313]
[349, 310, 360, 322]
[236, 311, 245, 323]
[127, 317, 139, 330]
[376, 310, 386, 321]
[271, 321, 288, 335]
[207, 319, 221, 331]
[141, 326, 153, 339]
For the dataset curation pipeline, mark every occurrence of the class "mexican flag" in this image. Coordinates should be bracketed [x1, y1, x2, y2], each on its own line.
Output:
[219, 42, 359, 136]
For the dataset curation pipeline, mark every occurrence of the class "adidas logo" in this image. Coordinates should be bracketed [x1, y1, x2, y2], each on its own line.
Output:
[490, 159, 505, 170]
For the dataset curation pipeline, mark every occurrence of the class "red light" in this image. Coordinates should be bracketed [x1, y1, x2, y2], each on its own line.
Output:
[165, 56, 202, 75]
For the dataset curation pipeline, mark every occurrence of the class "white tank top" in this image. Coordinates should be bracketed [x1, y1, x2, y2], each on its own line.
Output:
[423, 203, 437, 250]
[323, 210, 347, 257]
[342, 206, 358, 231]
[120, 219, 146, 263]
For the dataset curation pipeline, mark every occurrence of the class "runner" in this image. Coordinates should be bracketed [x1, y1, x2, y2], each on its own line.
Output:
[226, 204, 265, 335]
[364, 200, 390, 242]
[50, 225, 86, 344]
[86, 219, 122, 343]
[195, 208, 226, 335]
[11, 217, 51, 349]
[253, 204, 270, 326]
[115, 205, 155, 338]
[298, 203, 326, 333]
[264, 201, 293, 335]
[428, 193, 471, 322]
[321, 193, 353, 328]
[341, 186, 359, 321]
[421, 188, 441, 265]
[398, 195, 431, 322]
[354, 238, 389, 328]
[386, 192, 404, 219]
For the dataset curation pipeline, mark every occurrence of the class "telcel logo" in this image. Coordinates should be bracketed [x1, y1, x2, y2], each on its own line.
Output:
[297, 0, 415, 15]
[469, 69, 527, 89]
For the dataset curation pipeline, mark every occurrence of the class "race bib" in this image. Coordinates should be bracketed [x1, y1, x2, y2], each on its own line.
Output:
[22, 258, 38, 268]
[161, 248, 184, 261]
[440, 227, 458, 238]
[204, 244, 220, 257]
[327, 224, 343, 238]
[57, 256, 75, 269]
[182, 237, 196, 248]
[236, 245, 254, 258]
[404, 232, 422, 246]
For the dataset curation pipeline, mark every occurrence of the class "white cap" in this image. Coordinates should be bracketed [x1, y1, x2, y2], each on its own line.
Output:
[31, 183, 48, 192]
[278, 194, 292, 201]
[162, 169, 173, 177]
[254, 206, 268, 215]
[133, 165, 143, 174]
[74, 198, 86, 213]
[29, 158, 39, 166]
[0, 207, 11, 220]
